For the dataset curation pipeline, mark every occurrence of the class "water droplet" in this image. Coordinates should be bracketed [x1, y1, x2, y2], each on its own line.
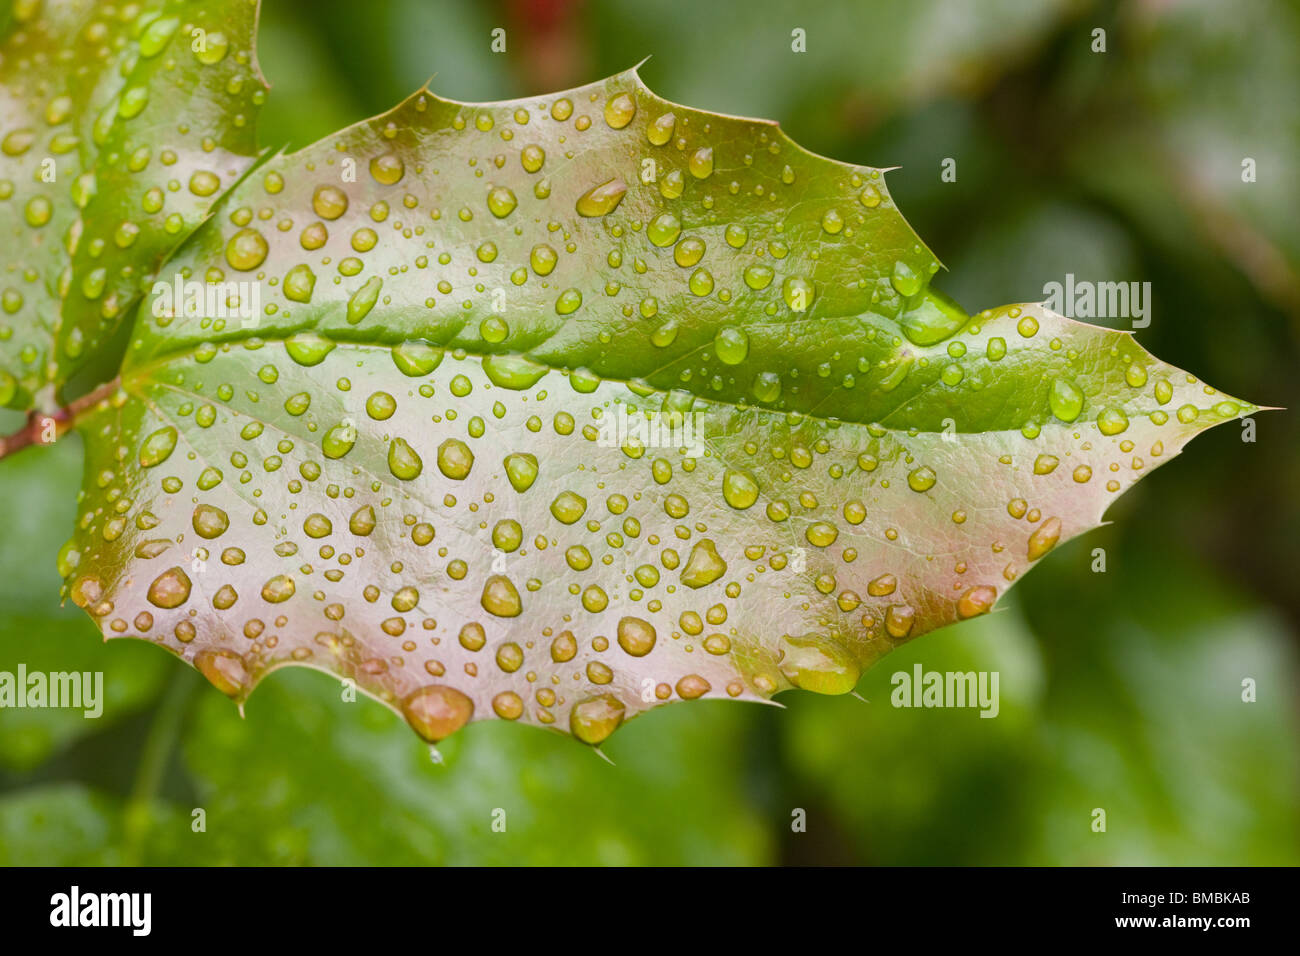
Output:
[1048, 378, 1084, 423]
[752, 370, 781, 402]
[402, 685, 473, 742]
[714, 327, 748, 365]
[312, 185, 349, 220]
[549, 491, 587, 526]
[688, 147, 713, 179]
[890, 261, 922, 297]
[674, 236, 705, 267]
[885, 605, 915, 640]
[681, 538, 726, 588]
[392, 341, 443, 376]
[192, 504, 229, 539]
[139, 16, 181, 57]
[907, 466, 936, 492]
[285, 332, 335, 366]
[604, 92, 636, 128]
[261, 574, 296, 603]
[347, 276, 383, 323]
[350, 505, 376, 535]
[139, 426, 177, 467]
[555, 288, 583, 314]
[303, 513, 333, 538]
[322, 423, 356, 459]
[1028, 516, 1061, 560]
[722, 469, 758, 509]
[900, 288, 967, 346]
[867, 574, 896, 596]
[743, 265, 773, 290]
[651, 320, 679, 347]
[957, 585, 997, 619]
[483, 354, 548, 389]
[521, 144, 545, 173]
[503, 452, 539, 492]
[189, 170, 220, 196]
[195, 649, 248, 698]
[283, 264, 316, 303]
[570, 694, 625, 744]
[118, 86, 149, 119]
[646, 112, 675, 145]
[225, 228, 267, 271]
[778, 634, 860, 695]
[1096, 406, 1129, 436]
[481, 574, 522, 617]
[530, 243, 558, 275]
[783, 276, 814, 312]
[194, 31, 229, 64]
[370, 153, 405, 185]
[147, 567, 191, 608]
[487, 186, 517, 218]
[435, 438, 473, 479]
[617, 616, 657, 656]
[575, 178, 627, 217]
[647, 213, 682, 247]
[388, 438, 423, 479]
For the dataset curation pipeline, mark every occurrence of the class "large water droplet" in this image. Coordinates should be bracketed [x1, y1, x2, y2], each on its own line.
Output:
[680, 538, 726, 588]
[285, 332, 334, 366]
[436, 438, 474, 479]
[402, 685, 473, 742]
[1049, 378, 1084, 423]
[504, 452, 539, 492]
[481, 574, 522, 617]
[388, 438, 423, 480]
[617, 616, 657, 656]
[778, 634, 860, 695]
[147, 566, 191, 608]
[575, 178, 627, 217]
[347, 276, 383, 324]
[570, 695, 625, 744]
[138, 426, 177, 467]
[900, 288, 968, 346]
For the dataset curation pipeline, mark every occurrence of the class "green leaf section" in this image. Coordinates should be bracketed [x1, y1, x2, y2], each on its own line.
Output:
[0, 0, 266, 411]
[62, 70, 1254, 745]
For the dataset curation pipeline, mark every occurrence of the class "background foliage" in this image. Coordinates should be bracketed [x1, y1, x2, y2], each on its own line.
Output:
[1, 0, 1296, 865]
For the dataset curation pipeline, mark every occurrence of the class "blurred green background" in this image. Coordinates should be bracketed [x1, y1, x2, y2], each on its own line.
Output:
[2, 0, 1298, 865]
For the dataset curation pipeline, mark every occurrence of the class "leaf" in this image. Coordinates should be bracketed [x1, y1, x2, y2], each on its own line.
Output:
[60, 67, 1256, 746]
[0, 0, 266, 411]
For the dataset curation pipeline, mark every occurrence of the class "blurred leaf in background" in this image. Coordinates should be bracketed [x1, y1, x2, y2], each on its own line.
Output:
[1, 0, 1297, 865]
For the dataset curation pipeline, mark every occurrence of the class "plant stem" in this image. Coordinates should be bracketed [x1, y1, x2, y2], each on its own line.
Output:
[122, 668, 199, 866]
[0, 378, 120, 461]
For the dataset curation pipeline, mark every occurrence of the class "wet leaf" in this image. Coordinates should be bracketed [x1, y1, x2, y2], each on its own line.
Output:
[0, 0, 266, 411]
[61, 67, 1256, 746]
